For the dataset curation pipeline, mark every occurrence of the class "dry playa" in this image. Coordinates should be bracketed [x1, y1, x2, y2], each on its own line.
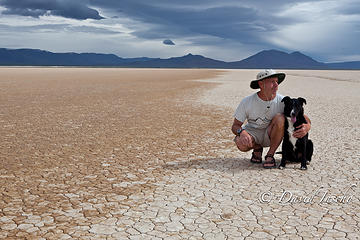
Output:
[0, 68, 359, 239]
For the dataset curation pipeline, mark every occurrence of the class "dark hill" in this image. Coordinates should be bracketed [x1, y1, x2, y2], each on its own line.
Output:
[0, 48, 359, 69]
[126, 53, 228, 68]
[228, 50, 327, 69]
[0, 48, 155, 66]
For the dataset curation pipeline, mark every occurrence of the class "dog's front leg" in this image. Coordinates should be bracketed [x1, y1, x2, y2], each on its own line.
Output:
[279, 142, 288, 169]
[279, 157, 286, 169]
[300, 139, 307, 170]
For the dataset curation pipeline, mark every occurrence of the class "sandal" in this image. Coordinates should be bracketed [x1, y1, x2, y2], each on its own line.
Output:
[250, 147, 263, 164]
[263, 154, 276, 169]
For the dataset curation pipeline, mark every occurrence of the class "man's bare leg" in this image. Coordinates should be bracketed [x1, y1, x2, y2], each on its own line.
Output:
[235, 134, 263, 162]
[264, 114, 285, 167]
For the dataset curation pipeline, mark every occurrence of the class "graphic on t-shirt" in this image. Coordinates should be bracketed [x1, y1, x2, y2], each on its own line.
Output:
[248, 116, 271, 127]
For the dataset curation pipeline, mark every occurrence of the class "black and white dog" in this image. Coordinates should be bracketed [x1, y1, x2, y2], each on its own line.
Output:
[279, 96, 313, 170]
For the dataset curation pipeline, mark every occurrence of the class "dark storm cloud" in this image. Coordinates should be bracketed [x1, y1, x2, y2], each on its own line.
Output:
[163, 39, 175, 45]
[0, 0, 104, 20]
[0, 0, 310, 41]
[87, 0, 301, 45]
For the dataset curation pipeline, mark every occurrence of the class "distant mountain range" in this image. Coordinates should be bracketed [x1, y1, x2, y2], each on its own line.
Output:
[1, 48, 360, 69]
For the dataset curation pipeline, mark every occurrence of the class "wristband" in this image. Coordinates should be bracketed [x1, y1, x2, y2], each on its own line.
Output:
[236, 128, 244, 136]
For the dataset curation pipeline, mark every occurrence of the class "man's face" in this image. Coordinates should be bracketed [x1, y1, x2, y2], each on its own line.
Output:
[260, 77, 278, 94]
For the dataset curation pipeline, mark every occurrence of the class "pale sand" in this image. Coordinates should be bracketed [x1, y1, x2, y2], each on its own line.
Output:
[0, 68, 359, 239]
[197, 69, 360, 162]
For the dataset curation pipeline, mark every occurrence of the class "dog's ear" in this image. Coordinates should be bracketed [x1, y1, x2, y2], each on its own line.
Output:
[298, 97, 307, 105]
[281, 96, 290, 103]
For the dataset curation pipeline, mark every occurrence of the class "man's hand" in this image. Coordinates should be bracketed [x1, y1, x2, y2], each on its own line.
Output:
[238, 130, 253, 148]
[293, 123, 310, 138]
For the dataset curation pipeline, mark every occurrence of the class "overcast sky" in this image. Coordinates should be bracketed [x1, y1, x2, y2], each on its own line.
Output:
[0, 0, 359, 62]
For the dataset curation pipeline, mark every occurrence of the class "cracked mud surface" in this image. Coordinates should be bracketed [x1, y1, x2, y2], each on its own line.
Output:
[0, 68, 359, 239]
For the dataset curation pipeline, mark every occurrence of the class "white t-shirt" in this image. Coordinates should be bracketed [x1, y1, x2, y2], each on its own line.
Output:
[234, 93, 284, 129]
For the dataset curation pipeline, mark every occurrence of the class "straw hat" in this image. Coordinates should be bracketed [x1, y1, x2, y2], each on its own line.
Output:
[250, 69, 286, 89]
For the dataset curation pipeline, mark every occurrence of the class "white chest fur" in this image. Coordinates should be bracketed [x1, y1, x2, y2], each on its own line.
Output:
[286, 117, 297, 149]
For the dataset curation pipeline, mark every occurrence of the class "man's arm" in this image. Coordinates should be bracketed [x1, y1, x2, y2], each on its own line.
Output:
[232, 118, 253, 148]
[293, 114, 311, 138]
[231, 118, 243, 135]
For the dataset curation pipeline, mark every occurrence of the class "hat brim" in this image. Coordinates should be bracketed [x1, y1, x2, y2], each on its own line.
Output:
[250, 73, 286, 89]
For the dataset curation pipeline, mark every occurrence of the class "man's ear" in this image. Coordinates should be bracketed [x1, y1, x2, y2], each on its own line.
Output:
[258, 80, 264, 88]
[298, 97, 307, 105]
[281, 96, 290, 103]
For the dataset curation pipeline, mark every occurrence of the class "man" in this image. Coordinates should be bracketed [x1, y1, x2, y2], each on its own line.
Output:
[231, 69, 311, 168]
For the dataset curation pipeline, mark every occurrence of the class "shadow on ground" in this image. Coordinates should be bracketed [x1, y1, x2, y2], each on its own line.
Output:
[162, 157, 271, 172]
[162, 155, 305, 173]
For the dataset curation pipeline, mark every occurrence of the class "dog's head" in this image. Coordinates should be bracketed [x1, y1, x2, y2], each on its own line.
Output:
[282, 96, 307, 123]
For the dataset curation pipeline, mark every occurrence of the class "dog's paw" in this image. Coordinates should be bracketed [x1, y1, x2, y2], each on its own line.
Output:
[278, 165, 285, 170]
[300, 165, 307, 170]
[306, 160, 311, 165]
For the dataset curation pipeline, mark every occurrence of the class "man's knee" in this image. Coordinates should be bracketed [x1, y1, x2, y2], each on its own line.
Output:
[273, 113, 285, 129]
[238, 145, 251, 152]
[234, 136, 252, 152]
[268, 114, 285, 137]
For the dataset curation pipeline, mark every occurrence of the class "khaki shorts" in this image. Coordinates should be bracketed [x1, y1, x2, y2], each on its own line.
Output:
[243, 126, 271, 147]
